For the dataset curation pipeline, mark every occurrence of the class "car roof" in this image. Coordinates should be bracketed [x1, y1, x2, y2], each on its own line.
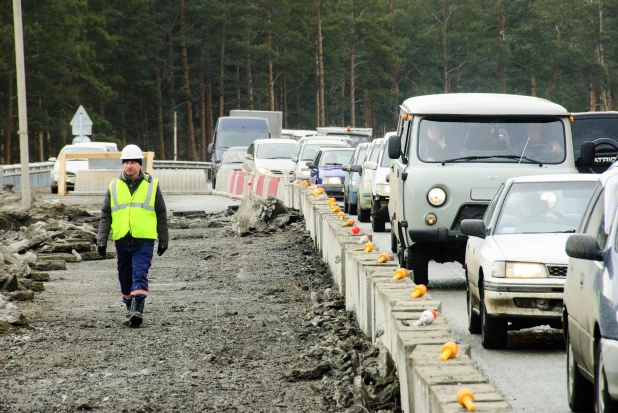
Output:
[253, 138, 299, 145]
[226, 146, 248, 151]
[400, 93, 569, 117]
[62, 143, 111, 150]
[302, 139, 349, 145]
[571, 111, 618, 118]
[506, 173, 600, 185]
[318, 147, 355, 152]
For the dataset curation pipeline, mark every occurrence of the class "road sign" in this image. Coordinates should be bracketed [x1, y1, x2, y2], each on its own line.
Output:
[70, 105, 93, 136]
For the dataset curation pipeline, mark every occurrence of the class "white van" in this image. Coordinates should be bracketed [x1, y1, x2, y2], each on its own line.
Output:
[388, 93, 580, 286]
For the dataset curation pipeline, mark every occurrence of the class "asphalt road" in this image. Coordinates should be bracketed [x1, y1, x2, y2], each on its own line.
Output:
[353, 218, 571, 413]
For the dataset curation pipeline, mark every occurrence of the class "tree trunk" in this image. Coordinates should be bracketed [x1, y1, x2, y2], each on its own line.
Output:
[388, 0, 398, 122]
[5, 74, 13, 164]
[206, 75, 214, 161]
[531, 76, 537, 97]
[200, 72, 207, 161]
[46, 132, 50, 161]
[219, 16, 227, 118]
[267, 6, 275, 111]
[590, 83, 597, 111]
[236, 65, 241, 107]
[296, 93, 301, 130]
[497, 7, 507, 94]
[245, 2, 254, 110]
[315, 52, 320, 128]
[349, 0, 356, 127]
[167, 19, 176, 160]
[316, 0, 325, 126]
[442, 1, 451, 93]
[361, 89, 372, 128]
[180, 0, 197, 161]
[283, 70, 288, 128]
[154, 50, 165, 159]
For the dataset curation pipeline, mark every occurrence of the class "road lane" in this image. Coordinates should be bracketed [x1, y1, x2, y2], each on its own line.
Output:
[352, 217, 570, 413]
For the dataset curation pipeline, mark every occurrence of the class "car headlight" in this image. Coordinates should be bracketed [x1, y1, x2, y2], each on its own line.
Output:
[363, 180, 372, 190]
[323, 177, 341, 185]
[427, 187, 447, 206]
[376, 184, 390, 195]
[216, 162, 222, 167]
[505, 262, 548, 279]
[257, 167, 270, 175]
[300, 169, 310, 177]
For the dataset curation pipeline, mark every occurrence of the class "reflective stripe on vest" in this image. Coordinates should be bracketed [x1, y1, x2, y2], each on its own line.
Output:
[109, 178, 158, 240]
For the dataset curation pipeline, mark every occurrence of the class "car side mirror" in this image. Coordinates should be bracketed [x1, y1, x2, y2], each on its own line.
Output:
[350, 164, 362, 173]
[291, 156, 298, 163]
[388, 134, 402, 159]
[48, 157, 57, 162]
[341, 164, 351, 172]
[207, 143, 214, 154]
[565, 234, 604, 261]
[579, 141, 595, 167]
[245, 154, 253, 160]
[460, 219, 486, 239]
[364, 161, 377, 170]
[307, 162, 316, 169]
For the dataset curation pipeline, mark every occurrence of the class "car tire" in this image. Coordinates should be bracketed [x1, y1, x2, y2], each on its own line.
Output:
[372, 217, 385, 232]
[344, 197, 349, 213]
[566, 330, 593, 411]
[480, 293, 508, 349]
[51, 183, 58, 194]
[596, 342, 618, 413]
[390, 230, 398, 254]
[358, 207, 370, 222]
[349, 201, 358, 215]
[467, 274, 481, 334]
[407, 246, 429, 286]
[212, 176, 217, 190]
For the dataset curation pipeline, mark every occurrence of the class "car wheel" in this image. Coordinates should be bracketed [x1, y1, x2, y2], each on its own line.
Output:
[349, 201, 358, 215]
[467, 273, 481, 334]
[372, 217, 385, 232]
[390, 230, 398, 254]
[480, 291, 507, 349]
[344, 196, 349, 213]
[407, 246, 429, 286]
[51, 183, 58, 194]
[358, 207, 370, 222]
[596, 342, 618, 413]
[212, 176, 217, 190]
[566, 330, 593, 411]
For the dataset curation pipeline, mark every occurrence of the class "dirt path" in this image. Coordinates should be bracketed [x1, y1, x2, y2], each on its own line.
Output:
[0, 209, 398, 412]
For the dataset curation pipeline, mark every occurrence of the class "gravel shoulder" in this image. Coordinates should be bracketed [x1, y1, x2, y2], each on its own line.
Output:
[1, 200, 399, 412]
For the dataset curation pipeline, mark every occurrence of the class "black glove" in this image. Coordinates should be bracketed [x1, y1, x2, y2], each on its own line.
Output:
[97, 245, 107, 257]
[157, 244, 167, 256]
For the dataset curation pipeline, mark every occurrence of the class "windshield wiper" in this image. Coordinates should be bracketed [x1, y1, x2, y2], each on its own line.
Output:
[441, 155, 544, 166]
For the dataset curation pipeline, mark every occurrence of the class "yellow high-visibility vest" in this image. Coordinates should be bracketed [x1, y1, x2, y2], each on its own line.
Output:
[109, 177, 158, 240]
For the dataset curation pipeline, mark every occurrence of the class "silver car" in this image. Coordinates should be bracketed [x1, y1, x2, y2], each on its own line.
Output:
[563, 167, 618, 412]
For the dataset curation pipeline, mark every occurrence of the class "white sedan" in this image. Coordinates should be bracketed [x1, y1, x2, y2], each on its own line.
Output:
[461, 174, 598, 349]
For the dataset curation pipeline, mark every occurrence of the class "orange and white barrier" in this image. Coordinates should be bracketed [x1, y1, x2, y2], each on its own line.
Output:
[212, 169, 289, 202]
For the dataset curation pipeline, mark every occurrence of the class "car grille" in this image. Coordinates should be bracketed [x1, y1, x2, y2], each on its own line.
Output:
[450, 204, 488, 231]
[547, 265, 568, 278]
[270, 170, 284, 175]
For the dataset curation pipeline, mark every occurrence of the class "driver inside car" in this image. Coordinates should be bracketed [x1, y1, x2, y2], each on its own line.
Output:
[499, 193, 561, 227]
[521, 123, 565, 162]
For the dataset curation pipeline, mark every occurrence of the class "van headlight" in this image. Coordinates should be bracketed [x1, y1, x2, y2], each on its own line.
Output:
[427, 187, 447, 206]
[323, 177, 341, 185]
[376, 184, 390, 195]
[505, 262, 548, 278]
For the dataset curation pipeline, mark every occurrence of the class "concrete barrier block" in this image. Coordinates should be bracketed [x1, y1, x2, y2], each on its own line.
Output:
[413, 363, 488, 413]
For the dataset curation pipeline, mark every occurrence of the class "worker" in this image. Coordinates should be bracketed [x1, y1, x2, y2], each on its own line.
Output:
[97, 144, 168, 328]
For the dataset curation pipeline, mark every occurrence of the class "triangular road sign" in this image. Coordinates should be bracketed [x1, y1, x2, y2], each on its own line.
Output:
[70, 105, 93, 136]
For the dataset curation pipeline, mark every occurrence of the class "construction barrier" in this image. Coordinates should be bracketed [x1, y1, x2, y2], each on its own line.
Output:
[212, 169, 288, 202]
[281, 182, 512, 413]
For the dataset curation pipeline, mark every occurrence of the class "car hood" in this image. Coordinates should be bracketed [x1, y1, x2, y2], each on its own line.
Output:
[214, 149, 227, 161]
[318, 166, 346, 178]
[220, 163, 243, 171]
[256, 159, 296, 174]
[492, 233, 572, 264]
[53, 159, 90, 175]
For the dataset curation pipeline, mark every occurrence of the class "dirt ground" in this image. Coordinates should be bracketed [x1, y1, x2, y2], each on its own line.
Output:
[0, 202, 399, 412]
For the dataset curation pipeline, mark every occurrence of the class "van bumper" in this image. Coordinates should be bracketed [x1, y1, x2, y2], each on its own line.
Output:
[408, 228, 467, 243]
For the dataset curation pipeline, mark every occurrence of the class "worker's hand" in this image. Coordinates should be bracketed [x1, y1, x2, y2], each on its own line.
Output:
[157, 243, 167, 256]
[97, 245, 107, 257]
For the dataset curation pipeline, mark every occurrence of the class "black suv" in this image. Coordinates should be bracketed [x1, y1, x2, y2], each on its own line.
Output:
[572, 112, 618, 173]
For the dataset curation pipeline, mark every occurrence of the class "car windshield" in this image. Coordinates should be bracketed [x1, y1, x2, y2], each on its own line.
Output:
[222, 148, 247, 164]
[319, 150, 354, 166]
[62, 147, 106, 154]
[368, 142, 381, 162]
[494, 181, 596, 235]
[256, 143, 299, 159]
[301, 143, 346, 160]
[380, 145, 391, 167]
[217, 130, 269, 149]
[417, 118, 567, 164]
[354, 147, 368, 164]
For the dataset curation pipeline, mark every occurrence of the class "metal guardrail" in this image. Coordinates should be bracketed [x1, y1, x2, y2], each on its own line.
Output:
[0, 161, 54, 190]
[0, 160, 213, 191]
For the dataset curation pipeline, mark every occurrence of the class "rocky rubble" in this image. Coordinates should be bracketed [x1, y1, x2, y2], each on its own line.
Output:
[286, 287, 401, 412]
[231, 193, 301, 236]
[0, 194, 107, 330]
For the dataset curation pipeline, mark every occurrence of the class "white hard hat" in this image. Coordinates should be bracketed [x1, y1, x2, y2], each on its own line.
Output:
[120, 144, 143, 160]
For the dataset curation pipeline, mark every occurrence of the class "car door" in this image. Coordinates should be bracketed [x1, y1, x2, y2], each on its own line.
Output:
[389, 115, 411, 245]
[310, 152, 322, 184]
[570, 189, 608, 374]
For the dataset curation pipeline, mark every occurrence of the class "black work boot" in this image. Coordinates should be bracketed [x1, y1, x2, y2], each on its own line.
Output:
[125, 299, 132, 319]
[129, 297, 145, 328]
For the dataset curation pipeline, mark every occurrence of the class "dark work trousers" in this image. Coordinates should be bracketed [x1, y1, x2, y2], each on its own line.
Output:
[115, 240, 154, 304]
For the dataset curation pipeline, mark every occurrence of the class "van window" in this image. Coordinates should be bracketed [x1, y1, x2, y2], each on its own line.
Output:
[217, 130, 269, 149]
[417, 118, 566, 164]
[380, 144, 392, 167]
